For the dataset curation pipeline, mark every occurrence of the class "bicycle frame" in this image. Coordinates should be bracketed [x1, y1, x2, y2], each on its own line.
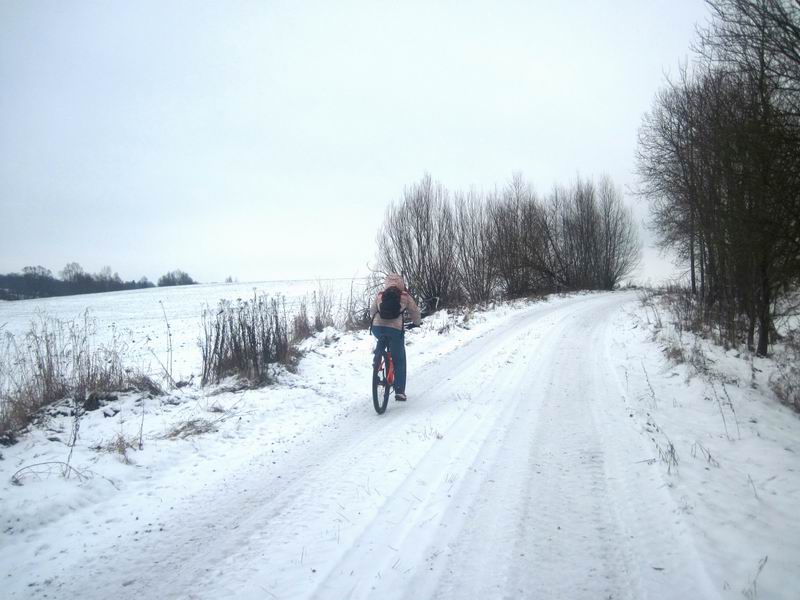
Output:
[385, 349, 395, 386]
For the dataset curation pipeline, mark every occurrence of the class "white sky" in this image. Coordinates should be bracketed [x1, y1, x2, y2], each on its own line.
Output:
[0, 1, 710, 284]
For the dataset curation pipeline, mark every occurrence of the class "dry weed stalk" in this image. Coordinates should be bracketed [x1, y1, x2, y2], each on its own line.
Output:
[1, 312, 158, 438]
[200, 294, 290, 386]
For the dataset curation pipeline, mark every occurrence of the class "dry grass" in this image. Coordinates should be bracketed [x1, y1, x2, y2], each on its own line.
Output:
[770, 330, 800, 412]
[664, 339, 686, 363]
[0, 313, 159, 439]
[102, 432, 138, 464]
[312, 287, 335, 332]
[200, 294, 290, 386]
[163, 418, 217, 439]
[343, 276, 378, 331]
[11, 461, 89, 486]
[291, 297, 313, 343]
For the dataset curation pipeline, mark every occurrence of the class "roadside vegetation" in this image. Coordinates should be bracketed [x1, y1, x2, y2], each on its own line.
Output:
[640, 285, 800, 414]
[637, 0, 800, 357]
[0, 313, 160, 442]
[200, 295, 291, 386]
[199, 282, 375, 387]
[197, 169, 642, 388]
[632, 0, 800, 415]
[0, 279, 375, 439]
[376, 172, 641, 311]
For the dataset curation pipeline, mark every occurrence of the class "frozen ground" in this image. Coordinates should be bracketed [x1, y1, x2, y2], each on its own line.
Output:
[1, 291, 798, 599]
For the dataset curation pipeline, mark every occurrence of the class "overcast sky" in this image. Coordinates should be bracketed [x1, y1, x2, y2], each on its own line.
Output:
[0, 1, 711, 284]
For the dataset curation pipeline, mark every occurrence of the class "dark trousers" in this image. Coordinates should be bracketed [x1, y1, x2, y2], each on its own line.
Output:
[372, 326, 407, 394]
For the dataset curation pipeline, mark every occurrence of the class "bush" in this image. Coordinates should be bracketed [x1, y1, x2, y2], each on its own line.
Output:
[343, 277, 375, 331]
[200, 295, 290, 386]
[376, 174, 459, 309]
[312, 288, 336, 332]
[291, 298, 313, 343]
[376, 173, 640, 310]
[654, 284, 765, 351]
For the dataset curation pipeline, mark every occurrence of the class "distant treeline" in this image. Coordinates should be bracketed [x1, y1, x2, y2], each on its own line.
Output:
[0, 263, 196, 300]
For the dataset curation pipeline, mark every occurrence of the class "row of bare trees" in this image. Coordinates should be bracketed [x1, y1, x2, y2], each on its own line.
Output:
[376, 173, 641, 309]
[0, 263, 155, 300]
[637, 0, 800, 355]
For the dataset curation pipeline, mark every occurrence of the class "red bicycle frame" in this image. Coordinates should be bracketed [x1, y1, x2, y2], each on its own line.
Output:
[385, 351, 395, 386]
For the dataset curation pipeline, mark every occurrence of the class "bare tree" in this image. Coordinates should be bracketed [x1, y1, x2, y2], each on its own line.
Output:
[60, 262, 84, 282]
[453, 189, 496, 303]
[700, 0, 800, 116]
[377, 172, 640, 308]
[487, 175, 539, 297]
[376, 174, 458, 309]
[541, 177, 640, 290]
[637, 0, 800, 354]
[596, 177, 642, 289]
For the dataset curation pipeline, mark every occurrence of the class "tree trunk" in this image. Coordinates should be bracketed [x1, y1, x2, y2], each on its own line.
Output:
[690, 213, 697, 295]
[747, 311, 756, 351]
[756, 262, 771, 356]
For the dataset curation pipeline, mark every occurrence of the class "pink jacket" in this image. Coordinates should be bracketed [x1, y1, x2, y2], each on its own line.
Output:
[370, 274, 422, 330]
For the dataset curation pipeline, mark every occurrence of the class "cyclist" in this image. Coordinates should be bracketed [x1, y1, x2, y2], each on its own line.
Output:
[370, 273, 422, 401]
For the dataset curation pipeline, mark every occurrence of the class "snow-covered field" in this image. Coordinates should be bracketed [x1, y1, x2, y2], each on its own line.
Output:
[0, 278, 366, 382]
[1, 290, 798, 599]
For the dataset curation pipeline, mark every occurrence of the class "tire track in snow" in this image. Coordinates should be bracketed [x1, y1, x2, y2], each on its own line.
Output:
[13, 293, 721, 599]
[408, 292, 720, 600]
[307, 318, 550, 598]
[27, 295, 591, 600]
[305, 293, 720, 599]
[180, 295, 607, 599]
[331, 294, 642, 599]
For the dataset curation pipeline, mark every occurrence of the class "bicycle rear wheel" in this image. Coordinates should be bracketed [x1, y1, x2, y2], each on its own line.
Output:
[372, 349, 392, 414]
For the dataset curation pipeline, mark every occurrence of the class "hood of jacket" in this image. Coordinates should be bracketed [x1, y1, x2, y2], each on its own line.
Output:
[384, 273, 405, 291]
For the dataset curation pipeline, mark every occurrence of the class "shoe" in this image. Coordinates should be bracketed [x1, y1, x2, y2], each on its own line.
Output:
[395, 393, 407, 401]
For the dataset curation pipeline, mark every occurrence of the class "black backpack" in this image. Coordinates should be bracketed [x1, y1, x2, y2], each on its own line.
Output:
[378, 288, 402, 319]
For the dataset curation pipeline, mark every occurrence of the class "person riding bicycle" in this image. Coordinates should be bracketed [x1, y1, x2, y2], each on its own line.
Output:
[370, 273, 421, 401]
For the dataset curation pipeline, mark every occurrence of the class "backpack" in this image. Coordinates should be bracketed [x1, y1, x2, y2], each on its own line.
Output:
[378, 288, 402, 319]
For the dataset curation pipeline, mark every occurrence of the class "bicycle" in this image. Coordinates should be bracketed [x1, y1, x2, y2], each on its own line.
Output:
[372, 321, 418, 414]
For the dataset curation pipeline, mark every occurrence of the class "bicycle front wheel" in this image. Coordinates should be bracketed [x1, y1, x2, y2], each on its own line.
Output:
[372, 350, 392, 414]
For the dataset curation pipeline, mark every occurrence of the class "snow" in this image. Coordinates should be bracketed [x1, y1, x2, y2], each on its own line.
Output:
[0, 278, 366, 383]
[1, 290, 798, 599]
[613, 296, 800, 599]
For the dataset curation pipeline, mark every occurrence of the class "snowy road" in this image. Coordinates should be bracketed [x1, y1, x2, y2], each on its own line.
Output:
[5, 293, 724, 599]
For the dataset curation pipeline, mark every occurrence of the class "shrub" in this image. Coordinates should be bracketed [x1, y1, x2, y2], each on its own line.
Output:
[376, 173, 640, 309]
[343, 278, 374, 331]
[312, 287, 336, 332]
[200, 294, 290, 386]
[291, 297, 313, 343]
[376, 174, 459, 309]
